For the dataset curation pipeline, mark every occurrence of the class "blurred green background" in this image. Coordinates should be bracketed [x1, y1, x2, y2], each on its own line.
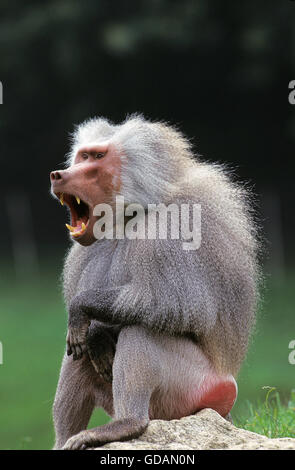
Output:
[0, 0, 295, 449]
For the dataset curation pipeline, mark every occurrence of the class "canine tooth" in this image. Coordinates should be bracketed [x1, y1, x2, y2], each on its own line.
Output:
[60, 193, 64, 205]
[81, 222, 86, 231]
[65, 224, 75, 232]
[76, 196, 80, 205]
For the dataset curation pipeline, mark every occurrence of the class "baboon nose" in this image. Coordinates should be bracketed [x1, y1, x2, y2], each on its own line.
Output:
[50, 171, 62, 182]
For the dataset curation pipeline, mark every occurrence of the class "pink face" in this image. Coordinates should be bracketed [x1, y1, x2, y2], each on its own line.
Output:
[50, 143, 121, 246]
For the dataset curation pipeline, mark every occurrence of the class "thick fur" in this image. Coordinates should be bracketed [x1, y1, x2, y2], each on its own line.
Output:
[65, 114, 260, 375]
[54, 115, 261, 448]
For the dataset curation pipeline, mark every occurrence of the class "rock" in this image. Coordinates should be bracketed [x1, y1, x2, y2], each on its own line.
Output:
[94, 409, 295, 450]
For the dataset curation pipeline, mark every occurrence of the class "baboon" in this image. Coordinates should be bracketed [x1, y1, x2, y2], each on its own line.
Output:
[50, 115, 260, 450]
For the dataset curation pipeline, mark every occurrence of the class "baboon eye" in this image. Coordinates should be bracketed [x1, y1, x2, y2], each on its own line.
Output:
[95, 152, 106, 159]
[82, 153, 89, 160]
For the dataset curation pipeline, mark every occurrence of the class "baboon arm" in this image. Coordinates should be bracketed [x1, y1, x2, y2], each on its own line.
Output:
[68, 286, 157, 330]
[67, 283, 189, 360]
[67, 239, 220, 360]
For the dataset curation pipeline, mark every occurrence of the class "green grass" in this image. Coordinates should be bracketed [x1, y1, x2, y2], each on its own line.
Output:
[0, 261, 110, 450]
[235, 388, 295, 438]
[0, 261, 294, 449]
[232, 272, 295, 418]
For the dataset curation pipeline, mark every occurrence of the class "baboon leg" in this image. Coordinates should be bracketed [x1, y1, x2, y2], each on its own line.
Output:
[53, 353, 103, 449]
[62, 326, 237, 450]
[62, 326, 160, 450]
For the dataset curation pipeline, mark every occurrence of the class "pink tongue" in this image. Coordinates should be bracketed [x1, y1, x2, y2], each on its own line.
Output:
[73, 224, 82, 233]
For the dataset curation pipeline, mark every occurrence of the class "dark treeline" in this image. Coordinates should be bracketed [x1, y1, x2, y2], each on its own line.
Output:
[0, 0, 294, 268]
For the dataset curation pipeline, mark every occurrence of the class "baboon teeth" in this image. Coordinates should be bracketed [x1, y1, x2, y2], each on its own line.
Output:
[59, 193, 64, 205]
[67, 221, 87, 237]
[65, 223, 75, 232]
[76, 196, 80, 205]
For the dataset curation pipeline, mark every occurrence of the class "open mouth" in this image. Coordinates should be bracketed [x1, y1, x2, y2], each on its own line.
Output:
[57, 192, 90, 238]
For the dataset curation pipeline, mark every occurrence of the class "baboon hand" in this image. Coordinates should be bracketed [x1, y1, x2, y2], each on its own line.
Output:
[67, 296, 91, 360]
[66, 317, 91, 360]
[62, 419, 148, 450]
[62, 430, 100, 450]
[87, 324, 118, 383]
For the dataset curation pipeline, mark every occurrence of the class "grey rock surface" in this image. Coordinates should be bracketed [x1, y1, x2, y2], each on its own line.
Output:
[94, 409, 295, 450]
